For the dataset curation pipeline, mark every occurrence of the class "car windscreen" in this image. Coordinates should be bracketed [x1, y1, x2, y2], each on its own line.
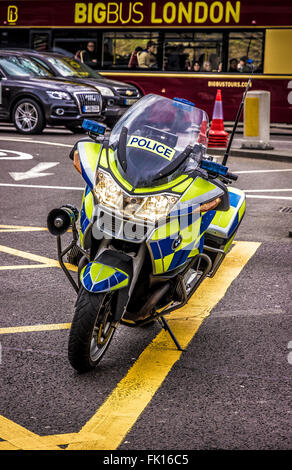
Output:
[0, 56, 52, 77]
[46, 56, 103, 79]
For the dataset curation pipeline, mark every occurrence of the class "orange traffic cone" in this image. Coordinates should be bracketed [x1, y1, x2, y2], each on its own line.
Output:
[208, 89, 229, 148]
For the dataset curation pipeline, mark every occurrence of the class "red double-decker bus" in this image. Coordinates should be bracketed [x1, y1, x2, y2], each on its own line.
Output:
[0, 0, 291, 122]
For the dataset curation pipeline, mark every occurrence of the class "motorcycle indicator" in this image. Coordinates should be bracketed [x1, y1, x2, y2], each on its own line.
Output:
[127, 135, 175, 161]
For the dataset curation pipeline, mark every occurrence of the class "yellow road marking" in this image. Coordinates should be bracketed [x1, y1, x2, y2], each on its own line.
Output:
[37, 432, 108, 446]
[0, 415, 61, 450]
[68, 241, 261, 450]
[0, 431, 118, 450]
[0, 224, 47, 232]
[0, 241, 261, 450]
[0, 264, 57, 270]
[0, 244, 77, 272]
[0, 224, 72, 233]
[0, 323, 71, 335]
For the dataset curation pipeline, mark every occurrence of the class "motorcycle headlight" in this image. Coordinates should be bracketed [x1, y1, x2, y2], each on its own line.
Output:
[129, 194, 178, 223]
[94, 170, 178, 223]
[94, 170, 123, 210]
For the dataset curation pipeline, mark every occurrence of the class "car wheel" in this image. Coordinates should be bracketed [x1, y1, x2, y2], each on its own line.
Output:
[13, 98, 45, 134]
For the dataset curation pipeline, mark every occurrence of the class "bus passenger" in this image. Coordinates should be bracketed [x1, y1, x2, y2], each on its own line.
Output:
[202, 61, 212, 72]
[178, 45, 189, 71]
[193, 61, 201, 72]
[238, 56, 252, 72]
[80, 41, 98, 69]
[228, 58, 239, 72]
[75, 50, 82, 61]
[165, 46, 180, 70]
[218, 62, 223, 72]
[128, 46, 143, 69]
[137, 41, 157, 69]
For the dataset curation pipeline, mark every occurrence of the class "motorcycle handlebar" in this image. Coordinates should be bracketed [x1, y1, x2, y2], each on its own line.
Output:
[199, 159, 238, 181]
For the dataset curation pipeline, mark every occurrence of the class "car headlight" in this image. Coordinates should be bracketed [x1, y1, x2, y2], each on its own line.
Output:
[94, 170, 178, 223]
[46, 90, 71, 100]
[96, 86, 114, 97]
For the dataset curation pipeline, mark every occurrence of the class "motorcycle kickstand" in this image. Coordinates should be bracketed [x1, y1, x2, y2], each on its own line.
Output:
[158, 316, 185, 352]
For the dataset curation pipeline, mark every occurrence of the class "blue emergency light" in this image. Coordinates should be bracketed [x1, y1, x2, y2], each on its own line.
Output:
[82, 119, 106, 135]
[200, 159, 228, 176]
[173, 97, 195, 107]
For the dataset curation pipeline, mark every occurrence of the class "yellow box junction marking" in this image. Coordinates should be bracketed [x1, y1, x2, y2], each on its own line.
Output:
[0, 243, 77, 272]
[0, 323, 71, 335]
[0, 224, 48, 233]
[0, 240, 260, 450]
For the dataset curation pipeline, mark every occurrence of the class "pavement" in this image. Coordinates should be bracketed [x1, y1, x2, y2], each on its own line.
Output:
[209, 125, 292, 163]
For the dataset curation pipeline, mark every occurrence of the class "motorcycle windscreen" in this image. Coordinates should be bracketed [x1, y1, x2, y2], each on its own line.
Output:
[109, 94, 209, 188]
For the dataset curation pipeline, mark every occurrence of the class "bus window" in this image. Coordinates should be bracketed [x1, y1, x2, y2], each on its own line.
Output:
[103, 32, 159, 69]
[0, 30, 29, 49]
[228, 31, 264, 73]
[30, 32, 51, 52]
[164, 32, 223, 72]
[53, 30, 97, 58]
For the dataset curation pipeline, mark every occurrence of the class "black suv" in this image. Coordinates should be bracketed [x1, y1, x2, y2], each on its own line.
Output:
[15, 50, 142, 128]
[0, 52, 102, 134]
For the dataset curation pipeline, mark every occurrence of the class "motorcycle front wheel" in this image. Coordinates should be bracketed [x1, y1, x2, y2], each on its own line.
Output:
[68, 288, 116, 373]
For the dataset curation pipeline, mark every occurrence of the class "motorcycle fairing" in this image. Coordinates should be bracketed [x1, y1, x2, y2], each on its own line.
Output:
[147, 177, 225, 274]
[77, 141, 102, 189]
[179, 176, 224, 205]
[98, 147, 194, 196]
[206, 187, 245, 241]
[79, 184, 94, 249]
[80, 261, 129, 293]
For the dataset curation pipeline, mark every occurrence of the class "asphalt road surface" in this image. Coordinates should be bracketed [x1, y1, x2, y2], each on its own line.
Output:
[0, 125, 291, 453]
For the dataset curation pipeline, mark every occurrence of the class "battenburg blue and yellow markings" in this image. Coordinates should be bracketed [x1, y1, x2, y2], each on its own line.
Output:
[127, 136, 176, 161]
[81, 262, 129, 293]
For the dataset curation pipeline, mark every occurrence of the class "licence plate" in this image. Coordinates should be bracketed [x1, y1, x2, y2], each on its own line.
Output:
[82, 105, 100, 113]
[124, 98, 138, 106]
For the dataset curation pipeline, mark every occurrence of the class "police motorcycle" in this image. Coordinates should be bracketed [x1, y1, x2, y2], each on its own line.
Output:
[47, 94, 245, 373]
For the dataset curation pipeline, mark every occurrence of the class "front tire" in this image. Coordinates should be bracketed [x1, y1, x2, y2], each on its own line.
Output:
[68, 289, 116, 373]
[12, 98, 45, 134]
